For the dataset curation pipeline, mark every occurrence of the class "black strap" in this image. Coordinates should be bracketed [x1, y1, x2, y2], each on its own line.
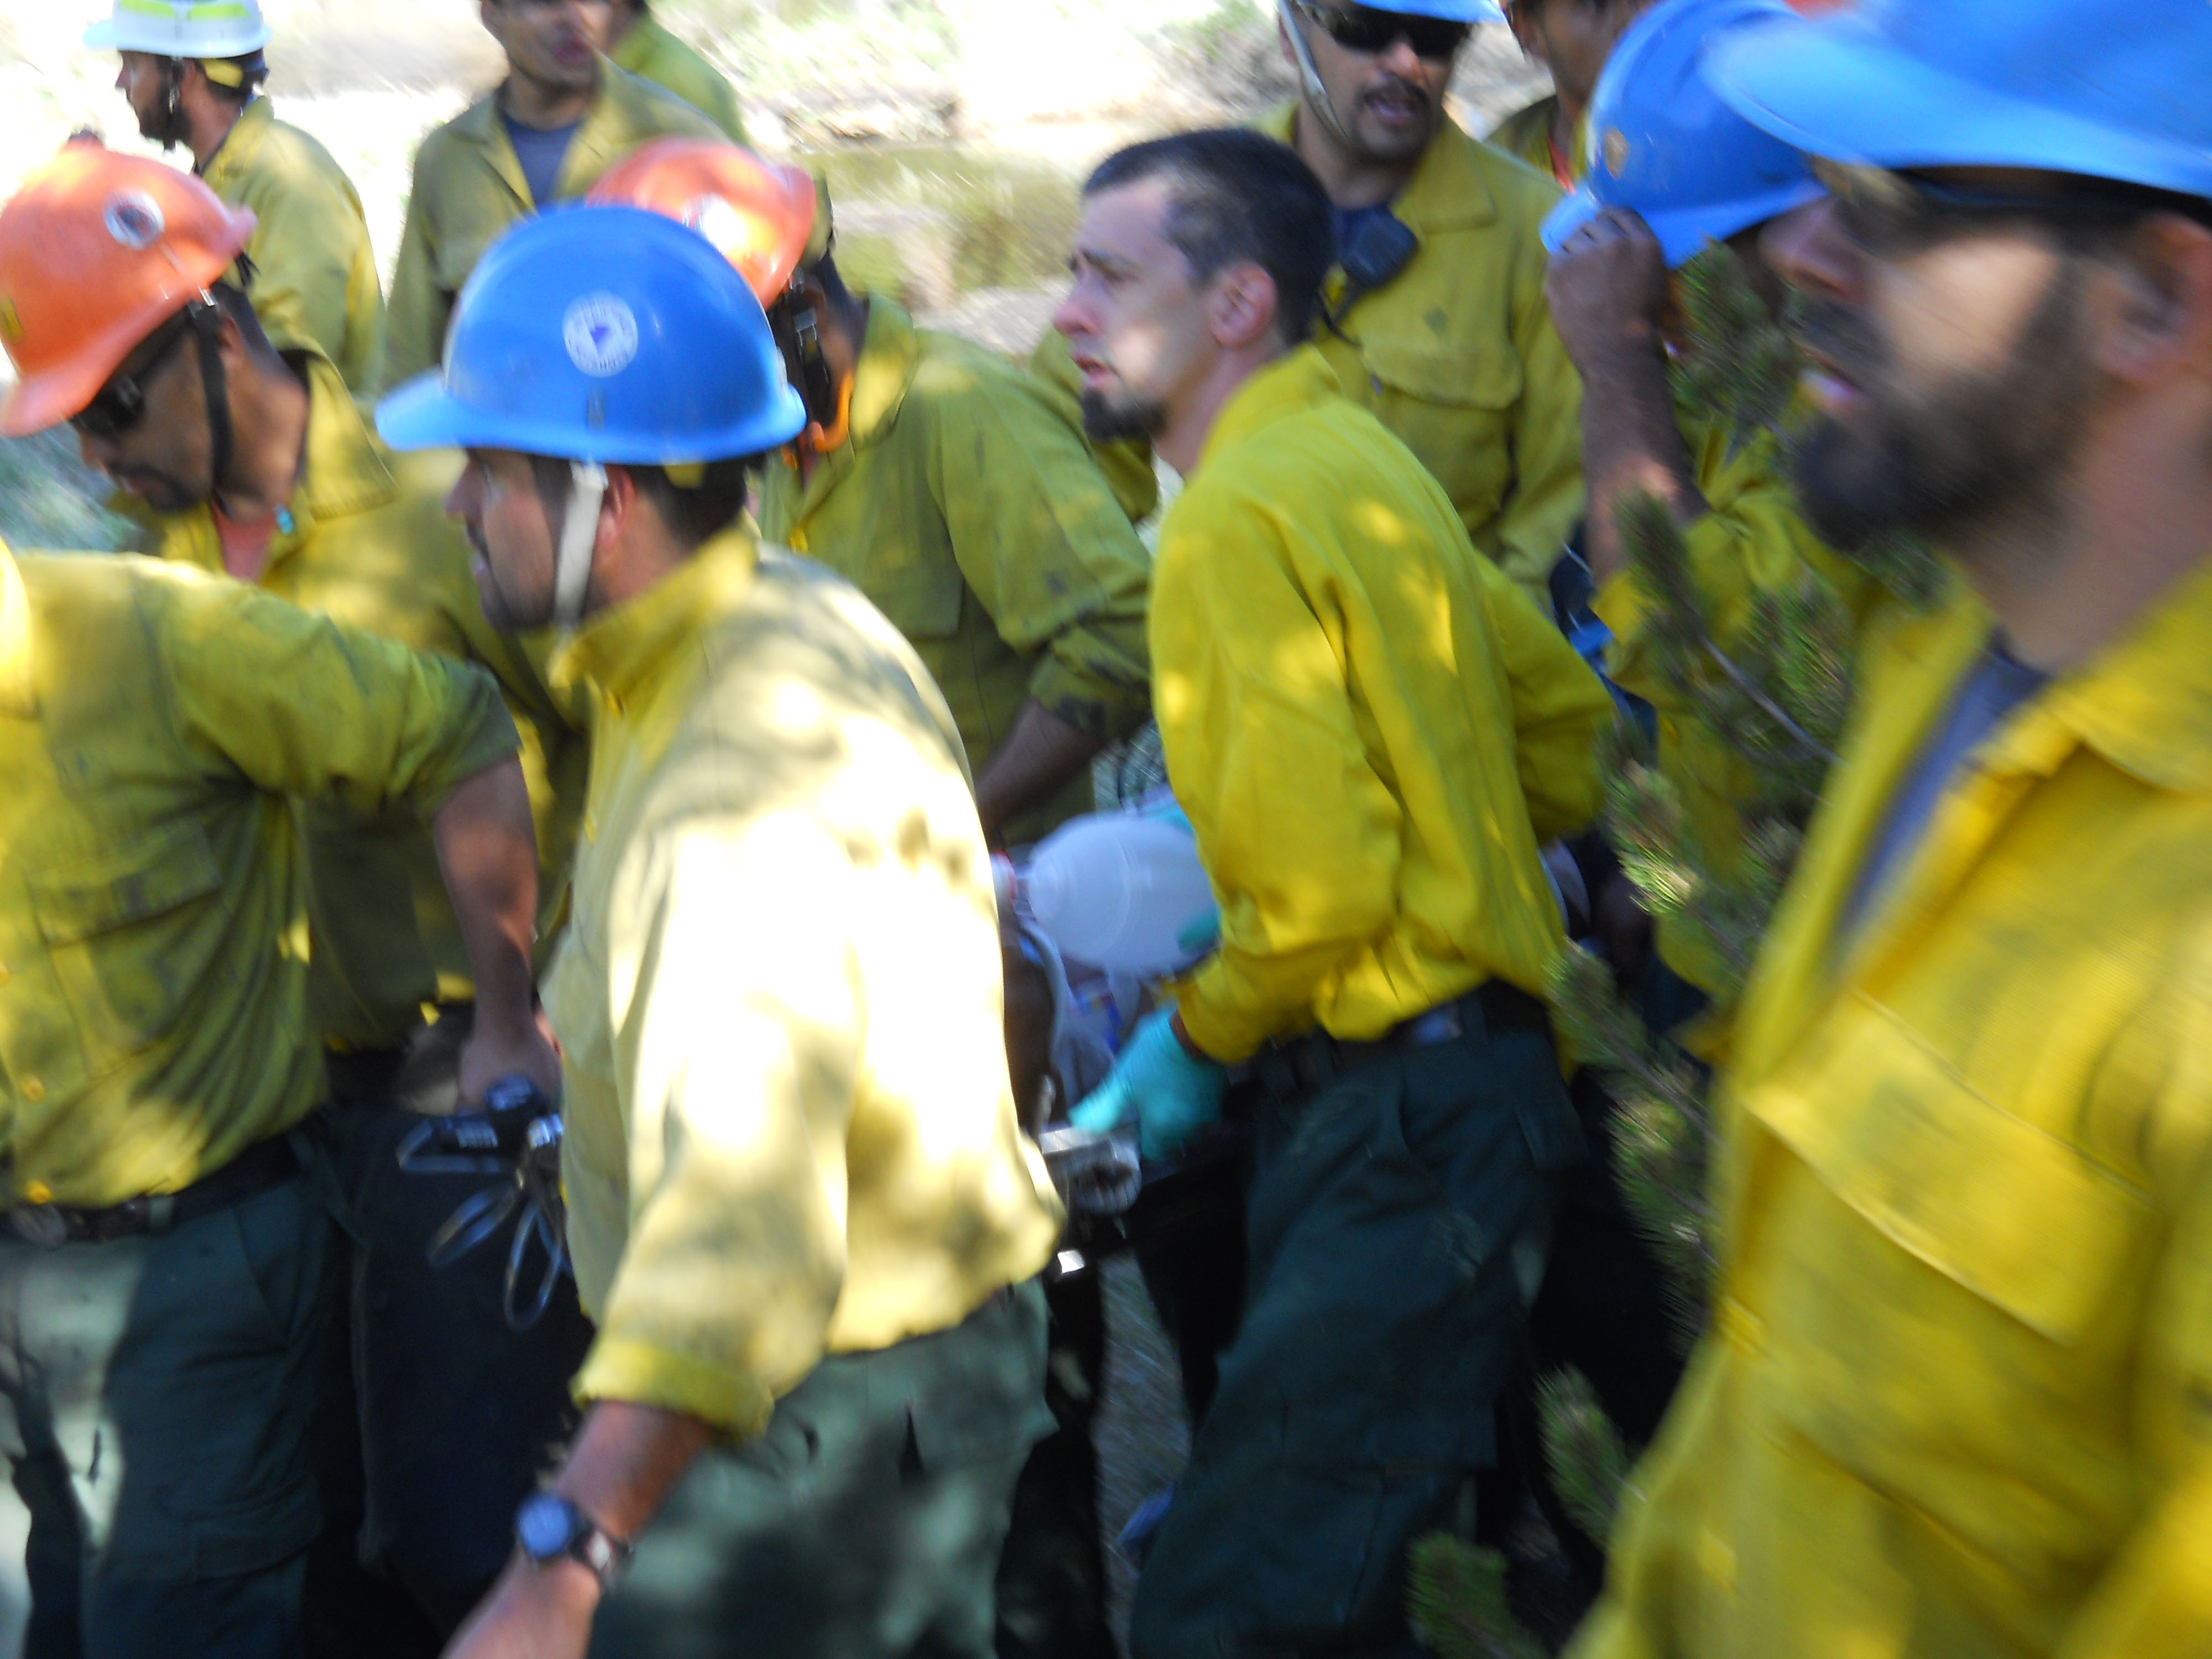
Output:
[189, 297, 234, 508]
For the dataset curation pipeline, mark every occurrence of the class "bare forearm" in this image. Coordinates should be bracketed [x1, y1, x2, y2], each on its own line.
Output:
[1580, 341, 1708, 585]
[973, 699, 1105, 843]
[554, 1400, 718, 1543]
[432, 758, 540, 1037]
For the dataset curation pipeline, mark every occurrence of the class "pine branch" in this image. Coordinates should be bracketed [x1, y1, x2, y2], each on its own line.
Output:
[1405, 1535, 1548, 1659]
[1535, 1368, 1637, 1548]
[1670, 243, 1801, 461]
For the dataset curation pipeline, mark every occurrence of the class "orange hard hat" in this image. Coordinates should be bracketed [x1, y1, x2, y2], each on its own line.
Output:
[586, 138, 823, 309]
[0, 142, 255, 437]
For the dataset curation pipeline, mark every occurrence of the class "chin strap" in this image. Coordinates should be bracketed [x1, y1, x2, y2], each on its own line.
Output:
[553, 461, 607, 632]
[1278, 0, 1356, 148]
[187, 290, 235, 512]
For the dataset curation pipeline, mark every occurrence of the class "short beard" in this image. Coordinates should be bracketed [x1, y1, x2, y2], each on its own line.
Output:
[1790, 257, 2098, 556]
[1080, 388, 1167, 445]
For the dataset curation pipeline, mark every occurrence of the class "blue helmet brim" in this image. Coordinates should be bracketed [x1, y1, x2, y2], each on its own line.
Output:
[1543, 180, 1827, 267]
[1639, 178, 1828, 267]
[1376, 0, 1505, 20]
[375, 369, 808, 463]
[1707, 12, 2212, 198]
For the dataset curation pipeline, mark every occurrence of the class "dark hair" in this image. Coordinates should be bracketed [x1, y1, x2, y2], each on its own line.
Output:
[1083, 128, 1334, 346]
[209, 279, 284, 362]
[529, 455, 756, 556]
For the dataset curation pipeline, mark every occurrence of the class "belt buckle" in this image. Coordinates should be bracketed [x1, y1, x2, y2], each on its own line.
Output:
[10, 1204, 69, 1250]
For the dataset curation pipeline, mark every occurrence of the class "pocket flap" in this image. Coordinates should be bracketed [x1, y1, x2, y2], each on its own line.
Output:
[31, 820, 222, 944]
[1746, 1006, 2153, 1344]
[868, 561, 966, 642]
[1360, 339, 1521, 410]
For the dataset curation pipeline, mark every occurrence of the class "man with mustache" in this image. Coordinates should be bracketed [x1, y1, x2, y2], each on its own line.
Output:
[85, 0, 385, 390]
[383, 0, 718, 390]
[0, 149, 559, 1658]
[1056, 127, 1611, 1658]
[1566, 3, 2212, 1656]
[0, 147, 594, 1651]
[1265, 0, 1583, 604]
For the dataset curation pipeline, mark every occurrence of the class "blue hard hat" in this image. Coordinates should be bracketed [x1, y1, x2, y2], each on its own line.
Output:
[1542, 0, 1822, 267]
[1705, 0, 2212, 202]
[377, 205, 806, 464]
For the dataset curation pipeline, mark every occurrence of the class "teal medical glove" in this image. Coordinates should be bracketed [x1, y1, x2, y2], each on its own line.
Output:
[1068, 1007, 1227, 1162]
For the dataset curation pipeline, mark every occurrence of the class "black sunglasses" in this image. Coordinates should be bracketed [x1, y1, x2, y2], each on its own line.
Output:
[1291, 0, 1472, 60]
[1813, 158, 2212, 255]
[69, 307, 196, 440]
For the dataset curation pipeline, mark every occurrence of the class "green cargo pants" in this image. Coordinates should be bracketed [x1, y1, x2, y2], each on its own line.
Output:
[0, 1172, 334, 1658]
[587, 1280, 1054, 1659]
[1129, 1000, 1582, 1658]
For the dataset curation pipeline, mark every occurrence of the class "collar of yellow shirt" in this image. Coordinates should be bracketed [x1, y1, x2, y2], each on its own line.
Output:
[149, 353, 401, 576]
[782, 296, 924, 520]
[444, 62, 679, 210]
[0, 541, 30, 718]
[197, 93, 277, 189]
[551, 522, 760, 714]
[1736, 550, 2212, 1084]
[1255, 101, 1505, 243]
[1193, 342, 1350, 476]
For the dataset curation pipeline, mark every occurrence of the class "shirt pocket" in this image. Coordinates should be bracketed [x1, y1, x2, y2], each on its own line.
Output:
[1359, 338, 1523, 533]
[1752, 1012, 2153, 1348]
[866, 561, 966, 644]
[30, 819, 226, 1081]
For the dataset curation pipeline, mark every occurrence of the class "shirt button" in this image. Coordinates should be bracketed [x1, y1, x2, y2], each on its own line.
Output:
[0, 961, 11, 986]
[20, 1181, 49, 1205]
[19, 1077, 43, 1104]
[789, 529, 808, 552]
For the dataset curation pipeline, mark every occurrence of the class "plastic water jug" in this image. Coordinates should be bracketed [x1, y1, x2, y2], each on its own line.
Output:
[1020, 808, 1219, 975]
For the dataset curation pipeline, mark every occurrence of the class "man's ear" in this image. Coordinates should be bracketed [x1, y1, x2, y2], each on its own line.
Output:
[2100, 215, 2212, 389]
[1208, 262, 1282, 351]
[598, 463, 641, 554]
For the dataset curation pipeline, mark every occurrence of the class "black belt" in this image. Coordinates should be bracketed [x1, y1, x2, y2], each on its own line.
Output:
[1240, 979, 1552, 1105]
[4, 1133, 302, 1248]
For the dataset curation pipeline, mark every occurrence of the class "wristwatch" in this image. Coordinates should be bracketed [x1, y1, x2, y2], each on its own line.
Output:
[515, 1491, 633, 1592]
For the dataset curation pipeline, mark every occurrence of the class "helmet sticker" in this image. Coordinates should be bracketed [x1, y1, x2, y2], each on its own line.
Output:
[103, 190, 166, 251]
[564, 293, 640, 378]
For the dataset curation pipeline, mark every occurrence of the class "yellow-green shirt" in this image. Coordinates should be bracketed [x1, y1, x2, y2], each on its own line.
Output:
[200, 97, 386, 390]
[1256, 103, 1587, 603]
[543, 528, 1062, 1437]
[607, 13, 747, 142]
[132, 354, 587, 1048]
[1155, 347, 1611, 1063]
[1592, 410, 1886, 1000]
[0, 540, 518, 1207]
[383, 63, 719, 390]
[1486, 93, 1583, 189]
[756, 299, 1153, 843]
[1574, 556, 2212, 1659]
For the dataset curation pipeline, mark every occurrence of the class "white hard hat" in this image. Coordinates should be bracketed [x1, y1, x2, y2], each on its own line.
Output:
[84, 0, 273, 59]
